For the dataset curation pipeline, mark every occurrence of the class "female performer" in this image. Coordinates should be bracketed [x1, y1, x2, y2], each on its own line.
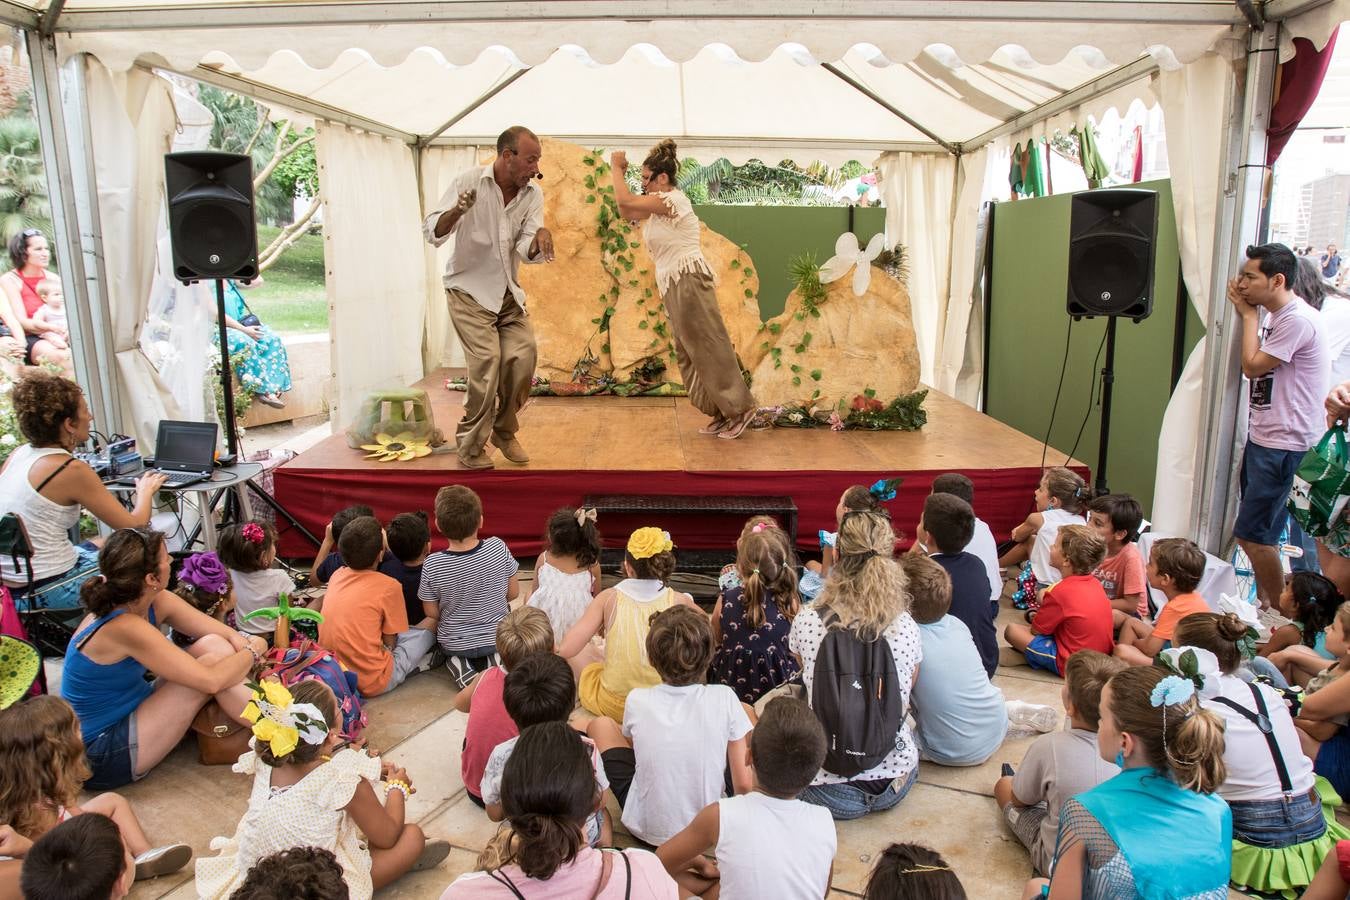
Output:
[610, 141, 757, 439]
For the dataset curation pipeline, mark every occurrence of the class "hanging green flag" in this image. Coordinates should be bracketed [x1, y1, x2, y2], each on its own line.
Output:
[1076, 124, 1109, 189]
[1024, 141, 1047, 197]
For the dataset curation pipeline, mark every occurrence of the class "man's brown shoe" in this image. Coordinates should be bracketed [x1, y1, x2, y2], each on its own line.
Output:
[492, 437, 530, 464]
[458, 450, 494, 470]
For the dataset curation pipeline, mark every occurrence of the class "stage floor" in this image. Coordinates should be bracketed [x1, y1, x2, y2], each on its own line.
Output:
[272, 370, 1086, 557]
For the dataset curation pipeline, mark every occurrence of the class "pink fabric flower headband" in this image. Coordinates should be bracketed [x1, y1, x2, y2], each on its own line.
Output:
[242, 523, 265, 545]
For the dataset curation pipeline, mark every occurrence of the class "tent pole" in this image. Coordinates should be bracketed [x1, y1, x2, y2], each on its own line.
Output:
[418, 67, 531, 149]
[821, 63, 959, 155]
[1192, 23, 1279, 553]
[27, 38, 122, 435]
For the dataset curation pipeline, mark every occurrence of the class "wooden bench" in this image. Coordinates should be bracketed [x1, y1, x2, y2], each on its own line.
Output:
[583, 493, 798, 547]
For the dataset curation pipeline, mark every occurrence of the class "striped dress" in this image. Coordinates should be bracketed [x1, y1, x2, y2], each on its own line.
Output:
[417, 537, 518, 655]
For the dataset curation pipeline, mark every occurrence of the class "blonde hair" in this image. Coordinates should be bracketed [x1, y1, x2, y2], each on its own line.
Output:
[736, 529, 800, 630]
[1106, 666, 1226, 793]
[1043, 466, 1088, 513]
[816, 510, 907, 640]
[0, 697, 91, 839]
[1336, 600, 1350, 635]
[497, 606, 555, 671]
[36, 279, 61, 299]
[1064, 650, 1125, 729]
[1057, 524, 1106, 575]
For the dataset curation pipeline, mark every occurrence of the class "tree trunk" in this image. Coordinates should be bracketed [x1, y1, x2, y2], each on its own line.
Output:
[258, 196, 321, 272]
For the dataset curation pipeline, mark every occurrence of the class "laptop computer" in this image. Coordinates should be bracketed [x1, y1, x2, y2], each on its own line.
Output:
[116, 420, 218, 488]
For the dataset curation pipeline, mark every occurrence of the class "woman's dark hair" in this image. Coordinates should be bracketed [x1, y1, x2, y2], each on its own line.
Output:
[500, 722, 599, 880]
[11, 371, 83, 446]
[254, 679, 338, 768]
[863, 843, 966, 900]
[231, 846, 349, 900]
[641, 138, 679, 186]
[1286, 572, 1343, 647]
[545, 508, 601, 569]
[20, 813, 126, 900]
[217, 520, 277, 573]
[79, 528, 166, 616]
[8, 228, 42, 271]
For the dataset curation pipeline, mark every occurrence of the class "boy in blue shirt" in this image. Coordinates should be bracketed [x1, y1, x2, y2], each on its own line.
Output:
[917, 493, 997, 677]
[902, 554, 1008, 766]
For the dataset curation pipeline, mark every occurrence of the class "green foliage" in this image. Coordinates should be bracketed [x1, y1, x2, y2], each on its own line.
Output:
[213, 349, 254, 424]
[676, 157, 871, 206]
[0, 113, 52, 245]
[0, 371, 19, 468]
[788, 253, 828, 317]
[196, 85, 300, 226]
[271, 133, 318, 197]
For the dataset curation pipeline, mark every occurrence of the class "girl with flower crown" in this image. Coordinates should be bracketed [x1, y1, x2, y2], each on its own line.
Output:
[195, 678, 449, 899]
[217, 520, 297, 638]
[1024, 665, 1231, 900]
[558, 527, 700, 721]
[170, 552, 235, 647]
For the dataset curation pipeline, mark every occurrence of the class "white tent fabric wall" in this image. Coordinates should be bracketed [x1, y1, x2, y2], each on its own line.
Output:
[877, 151, 956, 387]
[85, 60, 183, 448]
[418, 144, 479, 372]
[314, 123, 428, 429]
[1152, 53, 1238, 537]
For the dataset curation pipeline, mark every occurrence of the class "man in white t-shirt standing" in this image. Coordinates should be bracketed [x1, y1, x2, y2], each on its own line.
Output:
[423, 126, 554, 470]
[1229, 243, 1329, 608]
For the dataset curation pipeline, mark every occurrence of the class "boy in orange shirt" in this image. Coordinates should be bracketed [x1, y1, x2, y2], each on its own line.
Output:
[318, 515, 437, 695]
[1112, 538, 1209, 666]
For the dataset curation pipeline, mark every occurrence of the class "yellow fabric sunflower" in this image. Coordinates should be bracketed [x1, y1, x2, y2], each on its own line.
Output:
[360, 431, 433, 462]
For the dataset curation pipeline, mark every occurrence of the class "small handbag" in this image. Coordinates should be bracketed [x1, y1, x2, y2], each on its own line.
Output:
[190, 700, 252, 766]
[239, 313, 262, 328]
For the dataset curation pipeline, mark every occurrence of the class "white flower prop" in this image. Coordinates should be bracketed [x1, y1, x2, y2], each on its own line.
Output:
[818, 232, 886, 297]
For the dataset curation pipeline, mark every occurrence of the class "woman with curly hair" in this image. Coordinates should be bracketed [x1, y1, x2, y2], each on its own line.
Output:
[609, 140, 758, 439]
[0, 371, 166, 611]
[0, 695, 191, 890]
[789, 509, 921, 819]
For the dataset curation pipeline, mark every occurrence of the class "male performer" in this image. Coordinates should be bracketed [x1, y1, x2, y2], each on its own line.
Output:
[423, 126, 554, 469]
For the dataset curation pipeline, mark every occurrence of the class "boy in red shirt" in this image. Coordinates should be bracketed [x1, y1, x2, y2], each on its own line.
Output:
[1114, 538, 1209, 666]
[1086, 493, 1149, 627]
[318, 515, 436, 696]
[1004, 525, 1114, 676]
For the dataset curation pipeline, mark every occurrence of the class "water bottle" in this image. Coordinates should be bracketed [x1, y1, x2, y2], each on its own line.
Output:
[1006, 700, 1060, 734]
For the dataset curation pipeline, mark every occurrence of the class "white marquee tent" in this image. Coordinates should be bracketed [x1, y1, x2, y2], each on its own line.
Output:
[4, 0, 1347, 550]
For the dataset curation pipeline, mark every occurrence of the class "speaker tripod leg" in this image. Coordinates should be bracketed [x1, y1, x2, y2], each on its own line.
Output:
[1094, 317, 1117, 496]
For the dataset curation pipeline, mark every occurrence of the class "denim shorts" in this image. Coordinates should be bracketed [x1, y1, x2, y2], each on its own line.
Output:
[1229, 789, 1325, 848]
[1235, 440, 1306, 545]
[83, 712, 139, 791]
[10, 544, 100, 613]
[798, 766, 917, 820]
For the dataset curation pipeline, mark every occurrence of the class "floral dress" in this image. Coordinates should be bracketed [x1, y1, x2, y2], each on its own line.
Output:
[223, 280, 293, 398]
[709, 586, 800, 705]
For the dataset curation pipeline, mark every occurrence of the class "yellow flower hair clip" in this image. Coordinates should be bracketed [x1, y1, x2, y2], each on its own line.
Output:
[241, 679, 329, 758]
[627, 527, 674, 560]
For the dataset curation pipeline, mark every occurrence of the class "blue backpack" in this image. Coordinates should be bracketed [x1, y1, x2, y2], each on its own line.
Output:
[262, 641, 368, 742]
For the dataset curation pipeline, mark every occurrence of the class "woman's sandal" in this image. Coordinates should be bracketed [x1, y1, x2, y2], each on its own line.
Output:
[717, 409, 757, 440]
[698, 417, 728, 435]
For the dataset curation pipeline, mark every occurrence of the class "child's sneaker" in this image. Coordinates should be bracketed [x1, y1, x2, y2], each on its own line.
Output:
[446, 656, 474, 690]
[134, 844, 193, 880]
[1006, 700, 1060, 734]
[412, 839, 452, 872]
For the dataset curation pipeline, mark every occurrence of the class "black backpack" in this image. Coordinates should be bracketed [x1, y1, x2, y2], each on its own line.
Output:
[811, 605, 904, 777]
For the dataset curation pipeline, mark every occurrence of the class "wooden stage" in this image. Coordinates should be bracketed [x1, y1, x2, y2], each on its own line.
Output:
[272, 370, 1086, 557]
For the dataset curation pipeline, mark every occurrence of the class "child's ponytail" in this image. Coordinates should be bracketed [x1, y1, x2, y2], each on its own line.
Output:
[737, 530, 801, 629]
[1289, 572, 1343, 648]
[500, 722, 598, 880]
[1107, 666, 1227, 795]
[1043, 466, 1088, 514]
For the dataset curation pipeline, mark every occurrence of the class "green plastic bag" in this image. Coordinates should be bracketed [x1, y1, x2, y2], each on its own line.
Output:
[1288, 424, 1350, 537]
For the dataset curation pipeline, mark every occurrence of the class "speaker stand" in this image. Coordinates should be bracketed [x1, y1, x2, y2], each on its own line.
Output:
[1094, 316, 1118, 496]
[213, 278, 240, 460]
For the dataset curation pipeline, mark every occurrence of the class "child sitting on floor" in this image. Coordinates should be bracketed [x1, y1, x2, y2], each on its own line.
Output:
[1085, 493, 1149, 625]
[480, 651, 614, 847]
[993, 650, 1124, 875]
[19, 814, 132, 900]
[379, 511, 433, 631]
[1261, 572, 1343, 683]
[525, 507, 602, 640]
[903, 555, 1007, 767]
[710, 526, 802, 705]
[721, 517, 823, 604]
[317, 516, 436, 697]
[0, 696, 191, 884]
[930, 473, 1002, 615]
[810, 481, 895, 580]
[656, 697, 835, 899]
[310, 504, 374, 586]
[559, 527, 699, 720]
[170, 551, 234, 647]
[917, 492, 997, 678]
[457, 607, 555, 810]
[419, 485, 519, 690]
[1002, 467, 1089, 610]
[218, 521, 296, 637]
[862, 844, 967, 900]
[195, 679, 448, 898]
[1114, 538, 1209, 666]
[1294, 601, 1350, 761]
[1004, 525, 1114, 677]
[588, 605, 754, 846]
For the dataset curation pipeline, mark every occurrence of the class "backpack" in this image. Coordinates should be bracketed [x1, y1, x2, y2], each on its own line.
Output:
[811, 606, 904, 778]
[262, 640, 368, 742]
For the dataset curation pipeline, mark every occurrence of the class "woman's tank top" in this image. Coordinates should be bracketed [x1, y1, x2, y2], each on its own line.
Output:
[61, 608, 156, 742]
[0, 445, 80, 584]
[599, 584, 676, 698]
[18, 271, 44, 318]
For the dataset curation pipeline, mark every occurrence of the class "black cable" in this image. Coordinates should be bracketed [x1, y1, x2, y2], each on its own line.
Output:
[1066, 327, 1109, 466]
[1041, 317, 1075, 470]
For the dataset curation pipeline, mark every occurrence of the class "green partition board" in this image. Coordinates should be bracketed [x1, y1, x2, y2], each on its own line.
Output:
[986, 180, 1204, 512]
[694, 206, 886, 319]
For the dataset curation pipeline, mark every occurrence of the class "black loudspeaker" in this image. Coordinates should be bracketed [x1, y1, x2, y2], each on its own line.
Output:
[1066, 188, 1158, 321]
[164, 151, 258, 282]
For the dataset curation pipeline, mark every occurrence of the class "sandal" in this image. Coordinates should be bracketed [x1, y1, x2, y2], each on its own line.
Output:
[412, 839, 452, 872]
[717, 409, 757, 440]
[698, 417, 728, 435]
